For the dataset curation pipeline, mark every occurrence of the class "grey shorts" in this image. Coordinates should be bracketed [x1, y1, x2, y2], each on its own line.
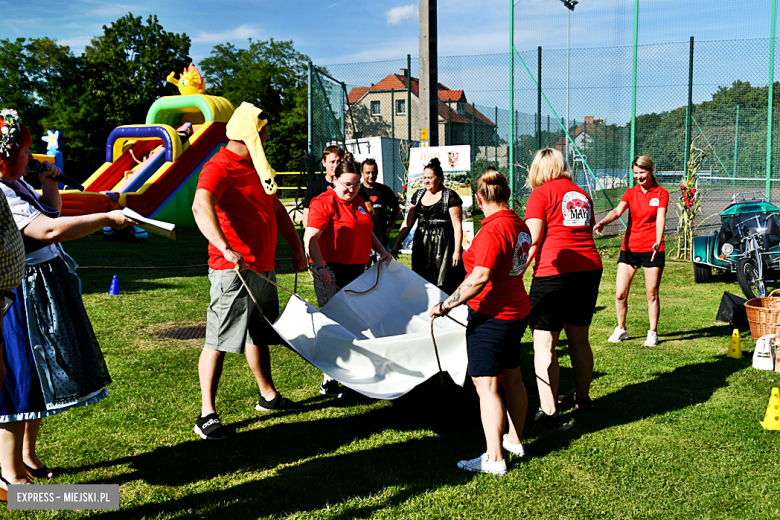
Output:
[205, 269, 281, 353]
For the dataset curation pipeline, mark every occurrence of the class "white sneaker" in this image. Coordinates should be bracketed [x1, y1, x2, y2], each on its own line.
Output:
[502, 434, 526, 457]
[457, 453, 507, 475]
[644, 330, 659, 347]
[608, 327, 630, 343]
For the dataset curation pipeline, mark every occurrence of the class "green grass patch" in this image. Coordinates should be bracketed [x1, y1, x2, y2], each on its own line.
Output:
[11, 230, 780, 519]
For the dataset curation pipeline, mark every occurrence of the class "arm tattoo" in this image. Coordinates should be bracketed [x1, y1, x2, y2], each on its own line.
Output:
[447, 281, 473, 306]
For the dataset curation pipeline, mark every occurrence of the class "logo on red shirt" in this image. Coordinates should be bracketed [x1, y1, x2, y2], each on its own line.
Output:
[510, 232, 531, 276]
[649, 197, 660, 207]
[562, 191, 591, 226]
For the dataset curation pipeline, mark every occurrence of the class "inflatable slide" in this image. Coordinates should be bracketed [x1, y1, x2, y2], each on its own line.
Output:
[59, 93, 235, 227]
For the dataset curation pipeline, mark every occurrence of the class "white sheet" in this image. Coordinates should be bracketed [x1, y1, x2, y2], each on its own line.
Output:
[271, 261, 468, 400]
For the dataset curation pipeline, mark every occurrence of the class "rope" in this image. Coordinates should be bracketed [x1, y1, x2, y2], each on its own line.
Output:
[344, 261, 384, 295]
[234, 266, 300, 301]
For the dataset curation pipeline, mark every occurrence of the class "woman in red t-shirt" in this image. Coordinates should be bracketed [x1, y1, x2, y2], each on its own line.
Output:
[430, 169, 531, 475]
[304, 154, 392, 397]
[524, 148, 603, 428]
[594, 155, 668, 347]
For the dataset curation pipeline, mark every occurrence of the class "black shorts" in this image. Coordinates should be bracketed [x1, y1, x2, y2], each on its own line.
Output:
[466, 308, 529, 377]
[618, 250, 665, 268]
[529, 269, 603, 332]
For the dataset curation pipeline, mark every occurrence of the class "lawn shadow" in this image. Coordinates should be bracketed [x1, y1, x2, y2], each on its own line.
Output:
[68, 381, 484, 518]
[522, 356, 746, 457]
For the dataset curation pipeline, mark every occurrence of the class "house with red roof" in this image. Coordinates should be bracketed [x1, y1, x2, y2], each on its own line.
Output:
[346, 69, 496, 146]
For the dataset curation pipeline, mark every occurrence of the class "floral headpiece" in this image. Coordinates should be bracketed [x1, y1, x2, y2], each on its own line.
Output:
[0, 109, 22, 158]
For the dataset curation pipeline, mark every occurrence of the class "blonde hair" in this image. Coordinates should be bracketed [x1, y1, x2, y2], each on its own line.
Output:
[527, 148, 572, 189]
[476, 167, 510, 205]
[632, 155, 655, 173]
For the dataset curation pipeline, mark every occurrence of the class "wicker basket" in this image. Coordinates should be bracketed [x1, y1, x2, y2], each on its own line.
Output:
[745, 289, 780, 340]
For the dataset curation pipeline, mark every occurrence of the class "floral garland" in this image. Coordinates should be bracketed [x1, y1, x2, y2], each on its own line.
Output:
[0, 108, 21, 158]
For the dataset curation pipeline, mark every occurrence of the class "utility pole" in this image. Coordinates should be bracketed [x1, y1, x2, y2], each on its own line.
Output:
[420, 0, 438, 147]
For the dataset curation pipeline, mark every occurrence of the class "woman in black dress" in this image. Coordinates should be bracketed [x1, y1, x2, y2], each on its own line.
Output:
[391, 158, 464, 293]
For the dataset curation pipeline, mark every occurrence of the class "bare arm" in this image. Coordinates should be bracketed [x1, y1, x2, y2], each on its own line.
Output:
[273, 196, 306, 272]
[302, 208, 309, 227]
[450, 205, 463, 266]
[303, 227, 331, 284]
[371, 232, 393, 265]
[391, 204, 417, 257]
[651, 207, 667, 262]
[594, 200, 628, 235]
[23, 210, 136, 243]
[430, 266, 492, 317]
[525, 218, 545, 272]
[192, 188, 245, 269]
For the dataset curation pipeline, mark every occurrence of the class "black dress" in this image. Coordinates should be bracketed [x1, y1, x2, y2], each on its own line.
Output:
[411, 188, 465, 294]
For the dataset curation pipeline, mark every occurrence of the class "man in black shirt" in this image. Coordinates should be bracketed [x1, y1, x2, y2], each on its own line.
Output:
[357, 158, 400, 253]
[302, 145, 343, 226]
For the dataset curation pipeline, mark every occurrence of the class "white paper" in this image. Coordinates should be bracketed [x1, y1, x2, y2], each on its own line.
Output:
[271, 261, 468, 400]
[122, 207, 176, 240]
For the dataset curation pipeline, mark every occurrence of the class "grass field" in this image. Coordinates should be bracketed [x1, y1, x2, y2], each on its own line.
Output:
[10, 229, 780, 519]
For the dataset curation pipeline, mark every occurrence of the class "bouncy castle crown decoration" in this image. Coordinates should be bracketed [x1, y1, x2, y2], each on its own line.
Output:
[166, 64, 205, 96]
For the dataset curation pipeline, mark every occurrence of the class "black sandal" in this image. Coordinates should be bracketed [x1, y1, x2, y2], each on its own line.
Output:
[0, 474, 9, 502]
[24, 463, 54, 480]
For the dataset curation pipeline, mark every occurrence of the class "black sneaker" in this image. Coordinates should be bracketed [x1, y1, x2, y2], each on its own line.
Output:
[194, 413, 229, 440]
[533, 407, 563, 428]
[255, 393, 303, 412]
[557, 390, 595, 412]
[320, 379, 347, 398]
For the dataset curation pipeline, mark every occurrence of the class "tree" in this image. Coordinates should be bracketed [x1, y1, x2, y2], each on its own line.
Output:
[200, 39, 309, 171]
[83, 14, 191, 131]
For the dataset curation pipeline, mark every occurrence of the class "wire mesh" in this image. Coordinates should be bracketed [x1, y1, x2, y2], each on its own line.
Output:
[309, 1, 780, 239]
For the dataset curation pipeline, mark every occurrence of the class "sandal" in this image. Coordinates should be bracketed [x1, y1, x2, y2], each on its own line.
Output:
[0, 475, 8, 502]
[24, 463, 55, 480]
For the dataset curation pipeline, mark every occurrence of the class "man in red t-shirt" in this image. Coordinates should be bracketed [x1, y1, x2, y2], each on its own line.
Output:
[192, 107, 306, 440]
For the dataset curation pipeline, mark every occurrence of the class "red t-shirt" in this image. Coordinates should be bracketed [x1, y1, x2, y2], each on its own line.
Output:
[463, 210, 531, 321]
[620, 183, 669, 252]
[197, 147, 278, 271]
[308, 188, 374, 264]
[524, 178, 603, 277]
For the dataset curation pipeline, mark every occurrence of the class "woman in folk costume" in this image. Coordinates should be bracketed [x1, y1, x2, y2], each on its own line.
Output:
[0, 109, 136, 494]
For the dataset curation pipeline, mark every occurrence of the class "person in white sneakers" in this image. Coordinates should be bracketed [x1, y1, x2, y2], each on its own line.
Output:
[431, 168, 532, 475]
[594, 155, 668, 347]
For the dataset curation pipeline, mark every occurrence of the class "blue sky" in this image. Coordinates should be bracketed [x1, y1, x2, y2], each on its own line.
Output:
[1, 0, 768, 65]
[0, 0, 774, 126]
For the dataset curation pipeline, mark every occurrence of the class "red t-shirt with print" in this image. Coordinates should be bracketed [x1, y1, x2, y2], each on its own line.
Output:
[308, 188, 374, 264]
[524, 178, 603, 277]
[463, 210, 531, 320]
[620, 183, 669, 252]
[197, 147, 278, 272]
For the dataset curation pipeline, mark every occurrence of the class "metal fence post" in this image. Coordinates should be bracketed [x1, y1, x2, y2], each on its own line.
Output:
[684, 36, 694, 178]
[630, 0, 639, 186]
[307, 60, 314, 182]
[392, 88, 395, 185]
[407, 54, 412, 145]
[537, 46, 542, 151]
[495, 106, 499, 167]
[767, 0, 777, 200]
[510, 0, 515, 208]
[733, 104, 739, 187]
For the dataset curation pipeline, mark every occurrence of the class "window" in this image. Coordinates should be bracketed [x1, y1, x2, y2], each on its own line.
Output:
[396, 99, 406, 115]
[457, 102, 465, 116]
[371, 100, 381, 116]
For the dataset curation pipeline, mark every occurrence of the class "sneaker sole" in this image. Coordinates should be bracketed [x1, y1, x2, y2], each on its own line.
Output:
[457, 461, 507, 475]
[608, 336, 629, 343]
[193, 424, 227, 441]
[319, 388, 347, 398]
[255, 404, 303, 413]
[502, 443, 525, 457]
